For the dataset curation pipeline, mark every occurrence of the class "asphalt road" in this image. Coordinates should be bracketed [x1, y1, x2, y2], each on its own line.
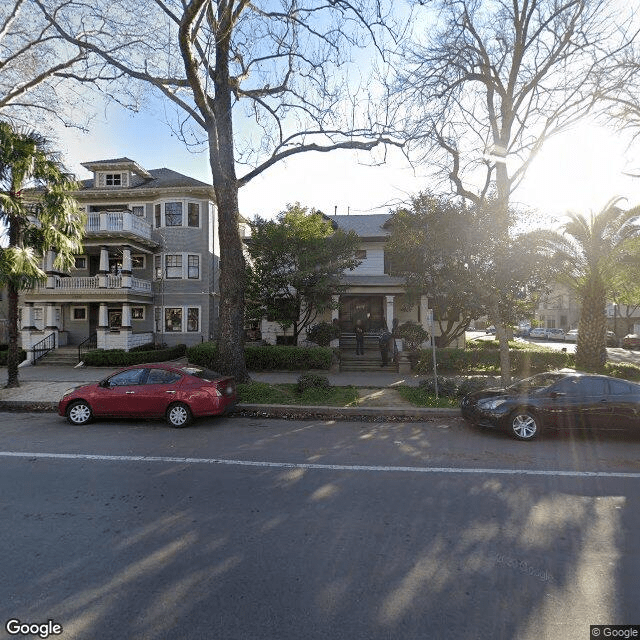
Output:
[2, 412, 640, 640]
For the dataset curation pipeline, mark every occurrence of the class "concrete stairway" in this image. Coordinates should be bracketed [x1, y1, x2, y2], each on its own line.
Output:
[35, 345, 79, 366]
[339, 333, 397, 372]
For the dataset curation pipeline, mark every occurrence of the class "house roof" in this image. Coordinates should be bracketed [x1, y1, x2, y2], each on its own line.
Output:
[78, 167, 212, 191]
[329, 213, 392, 239]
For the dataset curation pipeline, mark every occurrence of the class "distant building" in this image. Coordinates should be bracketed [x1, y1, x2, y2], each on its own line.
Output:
[20, 158, 218, 359]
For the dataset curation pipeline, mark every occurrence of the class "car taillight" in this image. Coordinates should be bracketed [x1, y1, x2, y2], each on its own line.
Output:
[215, 380, 235, 397]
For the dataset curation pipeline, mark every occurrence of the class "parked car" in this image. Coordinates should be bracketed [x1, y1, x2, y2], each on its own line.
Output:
[59, 364, 237, 427]
[565, 329, 578, 342]
[623, 334, 640, 350]
[546, 328, 565, 341]
[606, 331, 618, 347]
[485, 326, 496, 334]
[528, 327, 547, 339]
[461, 371, 640, 441]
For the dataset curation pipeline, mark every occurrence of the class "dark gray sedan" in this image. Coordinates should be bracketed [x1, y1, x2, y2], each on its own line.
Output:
[461, 371, 640, 440]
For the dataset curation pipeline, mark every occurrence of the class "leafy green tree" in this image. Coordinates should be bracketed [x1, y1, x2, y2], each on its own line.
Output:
[534, 200, 640, 371]
[246, 204, 361, 344]
[0, 121, 85, 387]
[386, 192, 550, 355]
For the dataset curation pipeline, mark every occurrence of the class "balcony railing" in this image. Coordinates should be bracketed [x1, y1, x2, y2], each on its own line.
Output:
[86, 211, 152, 241]
[31, 275, 152, 293]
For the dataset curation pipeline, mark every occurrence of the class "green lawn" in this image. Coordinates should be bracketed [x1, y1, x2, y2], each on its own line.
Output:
[237, 382, 359, 406]
[396, 386, 460, 408]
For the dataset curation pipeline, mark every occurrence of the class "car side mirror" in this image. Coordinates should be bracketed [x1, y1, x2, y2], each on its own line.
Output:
[99, 379, 111, 388]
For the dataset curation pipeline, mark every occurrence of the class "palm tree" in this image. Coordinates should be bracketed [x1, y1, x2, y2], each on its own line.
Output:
[537, 199, 640, 371]
[0, 121, 85, 387]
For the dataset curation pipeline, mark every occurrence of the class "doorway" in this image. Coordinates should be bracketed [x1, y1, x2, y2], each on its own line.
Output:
[339, 296, 384, 331]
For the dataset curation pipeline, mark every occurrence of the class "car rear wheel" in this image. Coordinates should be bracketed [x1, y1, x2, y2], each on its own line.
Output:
[66, 400, 93, 425]
[166, 402, 192, 428]
[509, 410, 540, 441]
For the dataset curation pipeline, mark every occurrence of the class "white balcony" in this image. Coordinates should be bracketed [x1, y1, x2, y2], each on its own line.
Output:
[31, 275, 152, 293]
[86, 211, 152, 241]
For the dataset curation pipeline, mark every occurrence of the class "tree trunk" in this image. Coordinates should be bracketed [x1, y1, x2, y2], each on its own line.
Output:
[209, 6, 248, 382]
[6, 281, 20, 388]
[576, 276, 607, 371]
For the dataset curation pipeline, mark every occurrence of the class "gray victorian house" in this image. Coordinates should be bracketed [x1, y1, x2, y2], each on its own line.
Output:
[20, 158, 219, 359]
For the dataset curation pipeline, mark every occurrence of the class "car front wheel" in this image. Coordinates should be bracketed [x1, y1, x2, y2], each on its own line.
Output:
[509, 410, 540, 441]
[66, 400, 93, 425]
[166, 402, 192, 428]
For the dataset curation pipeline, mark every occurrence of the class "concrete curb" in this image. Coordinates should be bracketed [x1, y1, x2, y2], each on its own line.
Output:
[0, 399, 461, 421]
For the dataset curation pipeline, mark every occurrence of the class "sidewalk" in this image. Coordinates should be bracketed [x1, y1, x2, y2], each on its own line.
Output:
[0, 364, 460, 420]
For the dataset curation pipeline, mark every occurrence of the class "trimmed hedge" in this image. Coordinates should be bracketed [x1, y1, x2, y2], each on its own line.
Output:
[0, 349, 27, 366]
[82, 344, 186, 367]
[186, 342, 333, 371]
[415, 346, 574, 375]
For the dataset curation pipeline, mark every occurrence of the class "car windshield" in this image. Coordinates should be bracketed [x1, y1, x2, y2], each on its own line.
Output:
[506, 372, 568, 393]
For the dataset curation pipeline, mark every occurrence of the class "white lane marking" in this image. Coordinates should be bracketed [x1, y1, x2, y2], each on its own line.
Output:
[0, 450, 639, 479]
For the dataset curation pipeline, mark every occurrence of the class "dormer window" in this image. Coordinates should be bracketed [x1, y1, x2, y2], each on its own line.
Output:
[106, 173, 122, 186]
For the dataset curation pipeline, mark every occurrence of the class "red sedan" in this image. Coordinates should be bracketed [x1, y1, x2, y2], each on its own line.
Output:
[59, 364, 237, 427]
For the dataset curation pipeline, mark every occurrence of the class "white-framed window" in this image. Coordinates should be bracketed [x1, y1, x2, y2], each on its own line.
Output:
[74, 256, 87, 270]
[72, 306, 87, 321]
[188, 202, 200, 227]
[165, 254, 183, 279]
[164, 307, 183, 332]
[355, 249, 367, 259]
[131, 205, 145, 217]
[156, 306, 201, 333]
[165, 201, 183, 226]
[154, 200, 203, 228]
[131, 307, 145, 320]
[131, 255, 145, 269]
[187, 307, 200, 332]
[106, 173, 122, 186]
[188, 255, 200, 279]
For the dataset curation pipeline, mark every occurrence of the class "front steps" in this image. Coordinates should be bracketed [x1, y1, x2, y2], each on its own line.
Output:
[339, 333, 397, 372]
[35, 345, 79, 366]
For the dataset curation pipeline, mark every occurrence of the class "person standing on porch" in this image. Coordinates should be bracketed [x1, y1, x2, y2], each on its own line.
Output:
[354, 319, 365, 355]
[379, 328, 392, 366]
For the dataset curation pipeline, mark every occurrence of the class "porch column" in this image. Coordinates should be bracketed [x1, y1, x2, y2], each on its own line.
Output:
[385, 295, 395, 332]
[98, 246, 109, 288]
[331, 295, 339, 322]
[97, 302, 109, 349]
[20, 302, 38, 363]
[122, 246, 132, 289]
[44, 303, 58, 330]
[121, 303, 132, 351]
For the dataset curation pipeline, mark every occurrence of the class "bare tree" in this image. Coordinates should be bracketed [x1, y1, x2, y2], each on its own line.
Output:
[399, 0, 636, 384]
[0, 0, 105, 127]
[36, 0, 403, 381]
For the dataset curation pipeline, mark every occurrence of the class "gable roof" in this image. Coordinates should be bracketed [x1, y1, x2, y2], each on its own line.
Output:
[329, 213, 392, 239]
[78, 167, 212, 191]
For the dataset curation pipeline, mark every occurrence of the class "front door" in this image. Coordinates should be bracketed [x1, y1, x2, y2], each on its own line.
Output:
[339, 296, 384, 332]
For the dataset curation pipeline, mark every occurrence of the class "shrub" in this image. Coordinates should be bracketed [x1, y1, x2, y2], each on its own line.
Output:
[456, 377, 493, 397]
[306, 322, 339, 347]
[0, 349, 27, 365]
[297, 373, 331, 393]
[397, 321, 430, 351]
[186, 342, 218, 369]
[83, 344, 186, 367]
[186, 342, 333, 372]
[604, 362, 640, 381]
[418, 376, 458, 398]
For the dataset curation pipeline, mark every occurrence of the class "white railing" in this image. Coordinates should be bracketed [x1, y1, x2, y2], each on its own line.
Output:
[85, 211, 152, 240]
[131, 277, 152, 292]
[30, 275, 152, 293]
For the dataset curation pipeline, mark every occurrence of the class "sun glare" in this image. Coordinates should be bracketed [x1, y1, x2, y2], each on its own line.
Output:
[517, 124, 640, 222]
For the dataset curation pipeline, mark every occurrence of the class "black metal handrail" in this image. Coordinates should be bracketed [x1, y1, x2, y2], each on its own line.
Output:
[32, 332, 56, 365]
[78, 333, 97, 363]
